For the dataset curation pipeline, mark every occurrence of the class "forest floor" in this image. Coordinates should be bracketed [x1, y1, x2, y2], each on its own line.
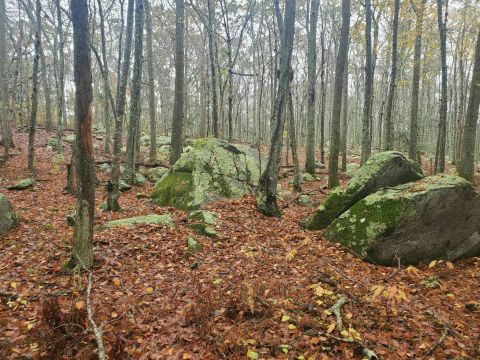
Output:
[1, 130, 480, 360]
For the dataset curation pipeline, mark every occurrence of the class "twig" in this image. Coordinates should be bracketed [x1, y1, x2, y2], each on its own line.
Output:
[316, 330, 379, 359]
[329, 297, 348, 332]
[426, 324, 449, 355]
[76, 256, 106, 360]
[289, 298, 321, 315]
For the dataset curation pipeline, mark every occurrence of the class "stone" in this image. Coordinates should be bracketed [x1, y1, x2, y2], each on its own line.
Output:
[325, 175, 480, 266]
[188, 210, 218, 237]
[119, 180, 131, 192]
[0, 194, 19, 235]
[145, 167, 168, 183]
[7, 178, 36, 190]
[346, 163, 360, 176]
[297, 194, 311, 205]
[303, 151, 423, 230]
[151, 138, 264, 210]
[47, 138, 59, 147]
[66, 213, 76, 227]
[134, 173, 146, 186]
[63, 134, 75, 144]
[102, 214, 175, 229]
[302, 173, 316, 182]
[187, 236, 203, 253]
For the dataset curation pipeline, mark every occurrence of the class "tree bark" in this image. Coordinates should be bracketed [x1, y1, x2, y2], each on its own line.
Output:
[170, 0, 185, 165]
[70, 0, 95, 269]
[55, 0, 66, 153]
[145, 0, 156, 163]
[383, 0, 400, 151]
[125, 0, 144, 183]
[305, 0, 320, 174]
[327, 0, 350, 188]
[0, 0, 10, 162]
[458, 29, 480, 182]
[408, 0, 425, 161]
[256, 0, 296, 217]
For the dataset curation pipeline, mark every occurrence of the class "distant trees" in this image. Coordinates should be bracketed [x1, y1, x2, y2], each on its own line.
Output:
[458, 29, 480, 182]
[327, 0, 350, 188]
[0, 0, 9, 162]
[70, 0, 95, 269]
[170, 0, 185, 165]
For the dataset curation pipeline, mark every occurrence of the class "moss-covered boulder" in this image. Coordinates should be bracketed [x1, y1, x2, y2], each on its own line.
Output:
[188, 210, 218, 237]
[0, 194, 19, 235]
[151, 138, 263, 210]
[7, 178, 36, 190]
[303, 151, 423, 230]
[325, 175, 480, 266]
[145, 167, 168, 183]
[102, 214, 175, 229]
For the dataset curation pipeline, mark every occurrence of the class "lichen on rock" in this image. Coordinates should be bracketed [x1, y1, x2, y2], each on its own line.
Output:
[0, 194, 19, 235]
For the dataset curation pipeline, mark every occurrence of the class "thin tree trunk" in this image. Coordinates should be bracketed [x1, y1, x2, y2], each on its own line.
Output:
[69, 0, 95, 269]
[458, 29, 480, 182]
[108, 0, 134, 211]
[288, 89, 301, 192]
[40, 46, 52, 132]
[55, 0, 65, 153]
[0, 0, 10, 161]
[305, 0, 320, 174]
[340, 54, 349, 172]
[169, 0, 185, 164]
[257, 0, 296, 217]
[408, 0, 425, 161]
[145, 0, 156, 163]
[383, 0, 400, 151]
[327, 0, 350, 188]
[125, 0, 144, 183]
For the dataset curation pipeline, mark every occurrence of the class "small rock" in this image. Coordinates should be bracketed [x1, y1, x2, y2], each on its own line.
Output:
[102, 214, 175, 229]
[301, 173, 316, 182]
[187, 236, 203, 253]
[0, 194, 19, 235]
[297, 194, 311, 205]
[7, 178, 36, 190]
[119, 180, 131, 192]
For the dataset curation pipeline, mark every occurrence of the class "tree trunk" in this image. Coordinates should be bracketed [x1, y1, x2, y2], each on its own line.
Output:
[458, 29, 480, 182]
[55, 0, 65, 153]
[0, 0, 10, 162]
[145, 0, 156, 163]
[319, 22, 326, 164]
[40, 46, 52, 132]
[383, 0, 399, 151]
[340, 54, 349, 172]
[327, 0, 350, 188]
[408, 0, 425, 161]
[108, 0, 134, 211]
[434, 0, 448, 173]
[360, 0, 373, 165]
[288, 88, 301, 192]
[27, 0, 42, 173]
[69, 0, 95, 269]
[305, 0, 320, 174]
[169, 0, 185, 165]
[125, 0, 144, 183]
[256, 0, 296, 217]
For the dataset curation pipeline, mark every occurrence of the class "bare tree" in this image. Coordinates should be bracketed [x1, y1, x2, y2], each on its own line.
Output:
[145, 0, 156, 163]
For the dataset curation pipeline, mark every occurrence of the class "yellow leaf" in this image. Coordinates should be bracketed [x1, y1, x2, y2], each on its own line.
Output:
[428, 260, 437, 268]
[146, 287, 154, 293]
[26, 322, 34, 330]
[10, 282, 17, 289]
[302, 237, 313, 246]
[113, 278, 121, 286]
[285, 249, 297, 262]
[247, 349, 259, 360]
[288, 324, 297, 330]
[406, 265, 420, 276]
[281, 315, 291, 322]
[111, 311, 118, 318]
[371, 285, 384, 301]
[327, 322, 336, 333]
[397, 289, 408, 301]
[182, 353, 193, 360]
[446, 261, 455, 269]
[75, 301, 85, 310]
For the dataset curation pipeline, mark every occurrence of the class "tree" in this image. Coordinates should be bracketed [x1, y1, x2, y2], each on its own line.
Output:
[327, 0, 350, 188]
[383, 0, 400, 151]
[434, 0, 448, 173]
[256, 0, 296, 217]
[360, 0, 373, 165]
[305, 0, 320, 174]
[55, 0, 66, 153]
[125, 0, 145, 182]
[0, 0, 10, 162]
[69, 0, 95, 269]
[458, 29, 480, 182]
[108, 0, 134, 211]
[408, 0, 426, 162]
[145, 0, 156, 163]
[170, 0, 185, 165]
[27, 0, 42, 173]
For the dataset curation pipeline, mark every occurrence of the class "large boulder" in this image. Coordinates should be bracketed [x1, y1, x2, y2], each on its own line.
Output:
[325, 175, 480, 266]
[0, 194, 19, 235]
[303, 151, 423, 230]
[152, 138, 263, 210]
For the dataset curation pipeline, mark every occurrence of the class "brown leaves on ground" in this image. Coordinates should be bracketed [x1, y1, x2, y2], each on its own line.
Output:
[0, 130, 479, 359]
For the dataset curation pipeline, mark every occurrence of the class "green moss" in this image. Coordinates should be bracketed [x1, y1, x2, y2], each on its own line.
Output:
[187, 236, 203, 252]
[102, 214, 175, 229]
[152, 172, 196, 210]
[7, 178, 35, 190]
[189, 210, 217, 224]
[304, 188, 350, 230]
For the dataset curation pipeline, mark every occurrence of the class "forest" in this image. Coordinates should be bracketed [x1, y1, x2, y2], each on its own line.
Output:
[1, 0, 480, 358]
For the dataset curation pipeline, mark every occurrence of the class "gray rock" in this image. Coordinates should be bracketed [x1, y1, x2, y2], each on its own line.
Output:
[151, 138, 264, 210]
[145, 167, 168, 182]
[102, 214, 175, 229]
[0, 194, 19, 235]
[303, 151, 423, 230]
[301, 173, 316, 182]
[325, 175, 480, 266]
[7, 178, 36, 190]
[297, 194, 311, 205]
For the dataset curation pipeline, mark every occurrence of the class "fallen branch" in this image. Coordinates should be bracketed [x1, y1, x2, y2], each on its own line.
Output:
[316, 330, 379, 359]
[426, 324, 449, 356]
[329, 297, 348, 332]
[424, 310, 460, 356]
[85, 271, 107, 360]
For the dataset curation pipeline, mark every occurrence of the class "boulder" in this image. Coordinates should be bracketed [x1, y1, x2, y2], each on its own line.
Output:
[151, 138, 263, 210]
[119, 180, 131, 192]
[303, 151, 423, 230]
[145, 167, 168, 183]
[301, 173, 316, 182]
[325, 175, 480, 266]
[102, 214, 175, 229]
[7, 178, 36, 190]
[0, 194, 19, 235]
[297, 194, 311, 205]
[188, 210, 218, 237]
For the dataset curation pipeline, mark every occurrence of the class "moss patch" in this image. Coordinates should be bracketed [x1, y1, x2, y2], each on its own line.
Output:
[102, 214, 175, 229]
